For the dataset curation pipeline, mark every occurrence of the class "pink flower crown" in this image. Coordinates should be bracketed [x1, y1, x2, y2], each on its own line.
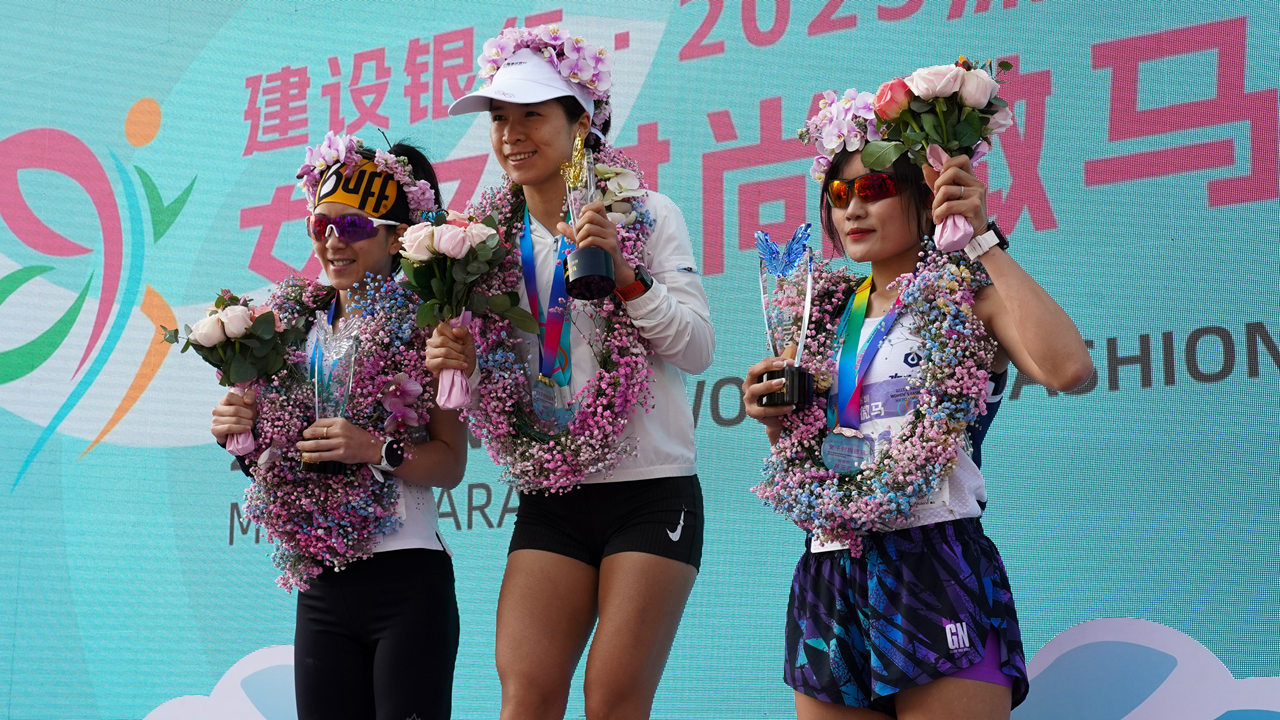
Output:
[797, 89, 882, 183]
[478, 24, 613, 126]
[296, 131, 439, 219]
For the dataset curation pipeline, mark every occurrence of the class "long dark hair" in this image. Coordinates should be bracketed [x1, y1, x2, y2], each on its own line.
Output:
[818, 150, 935, 255]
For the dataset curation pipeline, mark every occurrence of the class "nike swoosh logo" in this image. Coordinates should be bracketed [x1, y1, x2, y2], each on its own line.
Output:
[667, 509, 685, 542]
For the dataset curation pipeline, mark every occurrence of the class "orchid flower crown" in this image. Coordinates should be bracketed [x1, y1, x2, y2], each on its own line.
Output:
[478, 24, 614, 129]
[797, 89, 882, 183]
[296, 131, 439, 219]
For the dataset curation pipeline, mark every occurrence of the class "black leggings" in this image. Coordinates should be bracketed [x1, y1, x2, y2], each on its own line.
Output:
[294, 549, 459, 720]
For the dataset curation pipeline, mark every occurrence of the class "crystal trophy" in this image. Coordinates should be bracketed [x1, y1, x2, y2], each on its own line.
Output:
[757, 225, 814, 408]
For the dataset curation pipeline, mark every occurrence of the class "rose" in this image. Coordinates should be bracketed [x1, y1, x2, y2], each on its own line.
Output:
[873, 78, 913, 121]
[444, 209, 471, 227]
[988, 104, 1014, 134]
[188, 313, 227, 347]
[603, 169, 643, 204]
[464, 222, 493, 248]
[400, 224, 436, 262]
[904, 64, 965, 100]
[958, 68, 1000, 108]
[433, 224, 470, 259]
[252, 304, 284, 332]
[219, 305, 253, 338]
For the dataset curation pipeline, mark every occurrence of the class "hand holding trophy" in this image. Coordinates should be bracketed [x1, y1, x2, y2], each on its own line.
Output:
[560, 133, 615, 300]
[303, 320, 360, 474]
[757, 224, 814, 408]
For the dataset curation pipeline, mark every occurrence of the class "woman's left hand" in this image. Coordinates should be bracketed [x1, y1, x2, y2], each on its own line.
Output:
[296, 417, 381, 466]
[557, 200, 635, 287]
[923, 154, 990, 239]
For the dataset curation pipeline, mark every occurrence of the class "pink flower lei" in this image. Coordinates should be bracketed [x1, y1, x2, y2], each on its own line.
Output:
[296, 131, 439, 219]
[463, 142, 654, 494]
[241, 274, 435, 591]
[478, 24, 613, 131]
[754, 240, 996, 556]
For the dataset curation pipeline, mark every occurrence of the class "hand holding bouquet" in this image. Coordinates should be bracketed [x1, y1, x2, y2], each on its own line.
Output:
[864, 56, 1014, 252]
[162, 290, 305, 454]
[399, 210, 536, 409]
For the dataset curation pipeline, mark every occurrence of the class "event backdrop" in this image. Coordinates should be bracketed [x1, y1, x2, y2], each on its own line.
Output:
[2, 1, 1277, 718]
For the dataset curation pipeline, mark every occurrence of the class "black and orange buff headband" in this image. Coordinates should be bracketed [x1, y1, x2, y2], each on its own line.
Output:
[314, 159, 413, 223]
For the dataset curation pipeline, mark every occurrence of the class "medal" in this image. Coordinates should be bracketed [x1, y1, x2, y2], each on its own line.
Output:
[821, 426, 873, 474]
[531, 376, 573, 431]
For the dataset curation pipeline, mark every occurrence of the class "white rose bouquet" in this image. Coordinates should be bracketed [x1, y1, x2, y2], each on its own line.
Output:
[162, 289, 305, 454]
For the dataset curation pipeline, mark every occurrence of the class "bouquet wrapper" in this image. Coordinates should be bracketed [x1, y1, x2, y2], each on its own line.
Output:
[225, 384, 256, 456]
[926, 143, 988, 253]
[435, 310, 474, 410]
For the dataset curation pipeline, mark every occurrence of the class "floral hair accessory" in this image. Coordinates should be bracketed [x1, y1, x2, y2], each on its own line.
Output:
[471, 24, 612, 130]
[797, 89, 881, 183]
[296, 131, 439, 221]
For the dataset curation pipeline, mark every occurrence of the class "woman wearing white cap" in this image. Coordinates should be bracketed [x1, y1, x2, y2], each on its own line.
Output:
[432, 24, 714, 720]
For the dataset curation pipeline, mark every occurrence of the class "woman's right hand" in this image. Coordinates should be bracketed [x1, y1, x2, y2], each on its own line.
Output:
[211, 388, 257, 445]
[743, 357, 797, 438]
[425, 321, 477, 377]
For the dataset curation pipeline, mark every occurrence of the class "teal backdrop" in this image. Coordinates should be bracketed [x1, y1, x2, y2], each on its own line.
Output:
[1, 2, 1277, 718]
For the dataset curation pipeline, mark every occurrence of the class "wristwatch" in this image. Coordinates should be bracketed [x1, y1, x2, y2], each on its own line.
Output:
[373, 440, 404, 472]
[613, 265, 654, 303]
[963, 219, 1010, 261]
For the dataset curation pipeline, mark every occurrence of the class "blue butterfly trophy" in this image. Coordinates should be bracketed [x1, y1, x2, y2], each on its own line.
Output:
[756, 224, 814, 408]
[302, 323, 360, 474]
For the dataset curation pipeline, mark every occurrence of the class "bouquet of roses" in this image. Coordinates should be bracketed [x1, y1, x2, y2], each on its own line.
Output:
[863, 56, 1014, 252]
[162, 289, 305, 453]
[399, 210, 536, 408]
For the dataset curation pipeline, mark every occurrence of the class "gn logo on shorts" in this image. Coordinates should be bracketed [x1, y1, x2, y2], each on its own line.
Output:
[945, 622, 971, 651]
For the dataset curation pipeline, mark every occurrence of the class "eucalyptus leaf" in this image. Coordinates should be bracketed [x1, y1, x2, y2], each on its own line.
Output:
[909, 98, 933, 113]
[861, 141, 906, 171]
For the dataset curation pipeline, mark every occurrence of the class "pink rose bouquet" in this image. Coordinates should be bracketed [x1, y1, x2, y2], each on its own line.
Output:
[162, 289, 306, 454]
[399, 211, 536, 409]
[864, 56, 1014, 251]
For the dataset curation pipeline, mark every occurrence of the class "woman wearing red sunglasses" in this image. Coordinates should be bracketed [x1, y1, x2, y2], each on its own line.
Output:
[742, 90, 1093, 719]
[209, 134, 466, 720]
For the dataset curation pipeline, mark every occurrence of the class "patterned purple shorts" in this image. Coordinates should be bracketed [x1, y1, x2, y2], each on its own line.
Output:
[784, 518, 1029, 713]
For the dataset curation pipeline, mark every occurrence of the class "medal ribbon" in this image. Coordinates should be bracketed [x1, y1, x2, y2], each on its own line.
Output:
[520, 207, 572, 387]
[830, 277, 901, 430]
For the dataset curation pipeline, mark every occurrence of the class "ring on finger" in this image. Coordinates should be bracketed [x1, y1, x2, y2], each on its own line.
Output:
[958, 186, 966, 199]
[323, 426, 330, 439]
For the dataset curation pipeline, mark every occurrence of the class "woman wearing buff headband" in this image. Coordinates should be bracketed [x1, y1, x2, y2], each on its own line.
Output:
[435, 24, 714, 720]
[210, 136, 464, 719]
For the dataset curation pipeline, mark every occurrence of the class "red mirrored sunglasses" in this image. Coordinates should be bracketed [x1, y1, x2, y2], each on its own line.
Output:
[826, 172, 898, 208]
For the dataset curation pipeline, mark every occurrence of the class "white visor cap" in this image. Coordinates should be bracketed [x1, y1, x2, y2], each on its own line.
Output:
[448, 48, 594, 121]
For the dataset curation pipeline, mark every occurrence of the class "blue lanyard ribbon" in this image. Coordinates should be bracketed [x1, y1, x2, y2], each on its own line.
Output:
[519, 207, 573, 387]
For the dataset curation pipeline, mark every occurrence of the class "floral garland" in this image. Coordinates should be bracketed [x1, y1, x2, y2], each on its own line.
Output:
[296, 131, 439, 218]
[242, 274, 434, 591]
[463, 142, 653, 493]
[754, 239, 996, 556]
[478, 24, 613, 131]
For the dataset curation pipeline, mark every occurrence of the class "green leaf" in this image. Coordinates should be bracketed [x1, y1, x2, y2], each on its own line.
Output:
[909, 98, 933, 113]
[466, 260, 488, 275]
[920, 112, 942, 143]
[467, 294, 488, 315]
[997, 60, 1013, 72]
[250, 312, 276, 339]
[227, 353, 255, 385]
[988, 96, 1008, 109]
[860, 141, 907, 171]
[488, 292, 513, 313]
[952, 121, 980, 148]
[416, 301, 440, 328]
[502, 305, 539, 334]
[135, 166, 196, 244]
[430, 277, 445, 299]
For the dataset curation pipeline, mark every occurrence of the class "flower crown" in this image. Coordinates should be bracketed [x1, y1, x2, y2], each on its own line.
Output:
[296, 131, 439, 219]
[478, 24, 613, 126]
[797, 89, 882, 183]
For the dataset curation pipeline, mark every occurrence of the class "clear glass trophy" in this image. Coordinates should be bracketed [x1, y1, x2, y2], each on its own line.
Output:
[561, 134, 615, 300]
[302, 323, 360, 474]
[757, 227, 814, 408]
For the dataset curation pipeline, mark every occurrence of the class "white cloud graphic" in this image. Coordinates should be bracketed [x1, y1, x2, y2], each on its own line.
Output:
[144, 645, 295, 720]
[1022, 618, 1280, 719]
